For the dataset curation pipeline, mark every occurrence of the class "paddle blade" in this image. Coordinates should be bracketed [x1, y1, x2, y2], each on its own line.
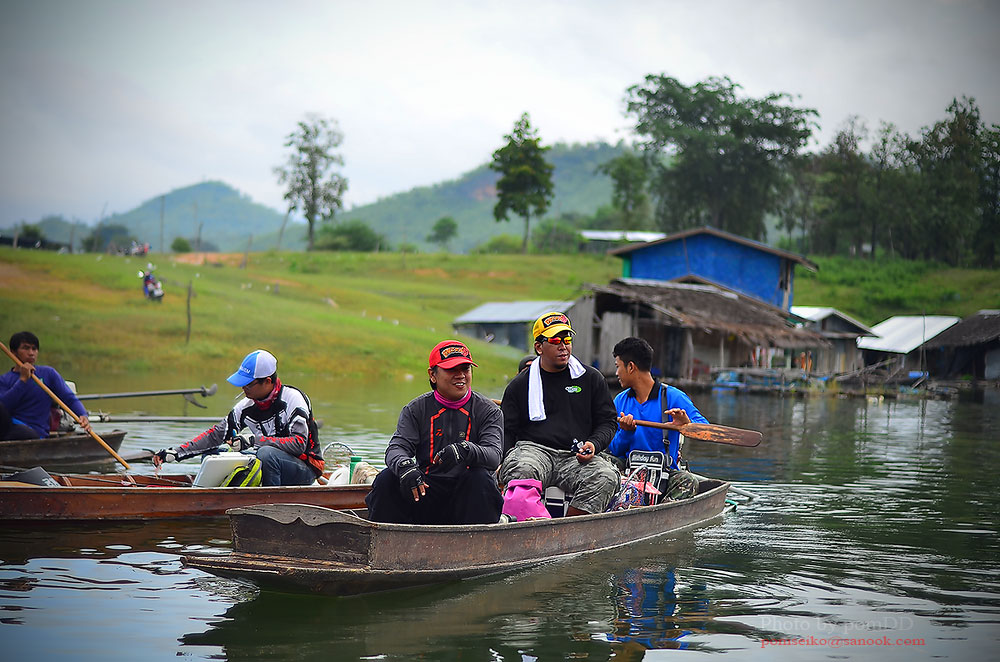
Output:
[679, 423, 762, 447]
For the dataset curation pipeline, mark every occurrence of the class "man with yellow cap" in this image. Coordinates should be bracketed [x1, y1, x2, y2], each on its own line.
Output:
[498, 311, 619, 517]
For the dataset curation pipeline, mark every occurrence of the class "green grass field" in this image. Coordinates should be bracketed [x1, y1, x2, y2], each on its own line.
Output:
[0, 248, 621, 389]
[2, 248, 997, 388]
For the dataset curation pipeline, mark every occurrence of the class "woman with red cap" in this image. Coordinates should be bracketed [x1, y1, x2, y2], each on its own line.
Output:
[364, 339, 504, 524]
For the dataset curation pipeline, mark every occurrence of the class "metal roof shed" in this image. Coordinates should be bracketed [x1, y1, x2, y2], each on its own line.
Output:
[453, 300, 574, 352]
[857, 316, 960, 354]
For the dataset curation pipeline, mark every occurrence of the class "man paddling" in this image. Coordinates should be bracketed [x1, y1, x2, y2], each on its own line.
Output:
[1, 331, 92, 440]
[608, 337, 705, 500]
[153, 349, 324, 486]
[365, 340, 504, 524]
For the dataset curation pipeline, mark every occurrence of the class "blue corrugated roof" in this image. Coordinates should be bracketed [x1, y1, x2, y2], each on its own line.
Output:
[454, 301, 573, 324]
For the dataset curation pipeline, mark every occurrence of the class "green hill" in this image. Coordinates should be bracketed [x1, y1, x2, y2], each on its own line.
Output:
[6, 142, 625, 254]
[102, 181, 291, 253]
[244, 141, 625, 252]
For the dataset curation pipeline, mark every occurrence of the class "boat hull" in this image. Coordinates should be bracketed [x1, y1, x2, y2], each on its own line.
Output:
[0, 472, 372, 521]
[184, 479, 730, 596]
[0, 430, 127, 467]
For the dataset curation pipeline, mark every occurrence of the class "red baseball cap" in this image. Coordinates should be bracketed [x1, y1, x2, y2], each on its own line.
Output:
[429, 340, 478, 369]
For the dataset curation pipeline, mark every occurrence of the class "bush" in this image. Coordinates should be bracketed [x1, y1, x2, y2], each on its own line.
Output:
[315, 220, 387, 252]
[171, 237, 192, 253]
[471, 234, 524, 254]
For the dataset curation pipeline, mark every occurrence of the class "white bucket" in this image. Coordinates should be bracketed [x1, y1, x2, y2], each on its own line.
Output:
[326, 465, 351, 486]
[193, 453, 252, 487]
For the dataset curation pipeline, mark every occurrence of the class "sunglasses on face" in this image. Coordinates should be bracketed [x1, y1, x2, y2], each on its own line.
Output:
[541, 336, 572, 345]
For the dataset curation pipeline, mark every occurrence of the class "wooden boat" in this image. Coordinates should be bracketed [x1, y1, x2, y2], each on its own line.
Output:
[0, 471, 372, 521]
[183, 477, 731, 596]
[0, 429, 127, 467]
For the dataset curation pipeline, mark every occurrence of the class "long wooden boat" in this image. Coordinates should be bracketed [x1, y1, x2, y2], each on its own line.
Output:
[0, 429, 127, 467]
[0, 471, 371, 521]
[184, 478, 731, 596]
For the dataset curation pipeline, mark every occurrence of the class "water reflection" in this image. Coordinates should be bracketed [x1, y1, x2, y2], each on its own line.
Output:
[181, 525, 735, 661]
[3, 387, 999, 660]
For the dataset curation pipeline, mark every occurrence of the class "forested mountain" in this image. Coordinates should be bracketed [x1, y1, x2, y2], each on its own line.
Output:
[101, 181, 289, 252]
[7, 142, 624, 253]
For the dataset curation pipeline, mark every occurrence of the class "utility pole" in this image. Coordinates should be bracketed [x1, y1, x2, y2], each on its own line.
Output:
[277, 210, 289, 251]
[159, 195, 165, 253]
[193, 201, 200, 251]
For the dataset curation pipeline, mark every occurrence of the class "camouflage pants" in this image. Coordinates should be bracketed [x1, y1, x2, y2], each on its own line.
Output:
[663, 469, 699, 500]
[499, 440, 621, 514]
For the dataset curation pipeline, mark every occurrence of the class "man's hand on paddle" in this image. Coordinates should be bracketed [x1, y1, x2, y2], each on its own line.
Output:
[16, 362, 34, 383]
[664, 408, 691, 426]
[78, 415, 92, 434]
[617, 412, 637, 432]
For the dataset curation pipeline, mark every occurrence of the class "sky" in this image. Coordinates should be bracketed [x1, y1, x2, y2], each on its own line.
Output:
[1, 0, 997, 226]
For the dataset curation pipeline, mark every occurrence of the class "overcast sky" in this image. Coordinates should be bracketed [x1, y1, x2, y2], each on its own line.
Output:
[1, 0, 997, 226]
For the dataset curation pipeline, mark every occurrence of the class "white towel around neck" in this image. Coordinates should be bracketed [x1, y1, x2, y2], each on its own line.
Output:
[527, 354, 587, 421]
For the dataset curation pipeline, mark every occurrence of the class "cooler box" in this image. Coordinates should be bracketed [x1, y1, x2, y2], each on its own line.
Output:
[193, 453, 253, 487]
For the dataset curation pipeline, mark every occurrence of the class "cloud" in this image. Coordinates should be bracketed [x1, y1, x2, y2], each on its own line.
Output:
[1, 0, 997, 225]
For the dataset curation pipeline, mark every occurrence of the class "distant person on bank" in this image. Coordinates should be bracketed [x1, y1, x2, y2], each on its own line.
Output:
[499, 312, 620, 516]
[152, 349, 324, 486]
[365, 340, 504, 525]
[608, 337, 705, 500]
[1, 331, 92, 440]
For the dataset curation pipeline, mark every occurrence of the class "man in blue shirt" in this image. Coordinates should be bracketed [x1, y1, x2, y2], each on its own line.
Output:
[1, 331, 91, 440]
[608, 337, 705, 500]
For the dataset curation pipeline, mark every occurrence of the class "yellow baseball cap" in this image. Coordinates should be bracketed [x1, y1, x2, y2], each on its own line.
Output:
[532, 311, 573, 340]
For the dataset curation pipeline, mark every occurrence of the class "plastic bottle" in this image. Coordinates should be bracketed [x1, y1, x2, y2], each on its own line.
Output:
[349, 455, 362, 483]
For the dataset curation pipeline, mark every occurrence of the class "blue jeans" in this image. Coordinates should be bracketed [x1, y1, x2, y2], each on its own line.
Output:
[256, 445, 316, 486]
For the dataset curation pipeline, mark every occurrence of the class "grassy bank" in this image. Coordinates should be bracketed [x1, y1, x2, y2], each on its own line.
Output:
[2, 248, 997, 388]
[0, 248, 620, 390]
[794, 256, 1000, 324]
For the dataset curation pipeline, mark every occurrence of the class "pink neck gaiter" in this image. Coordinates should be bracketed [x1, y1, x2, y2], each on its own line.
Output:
[434, 389, 472, 409]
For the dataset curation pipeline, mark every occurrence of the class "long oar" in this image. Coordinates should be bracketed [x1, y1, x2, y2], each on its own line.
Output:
[0, 341, 130, 470]
[633, 419, 762, 447]
[77, 384, 218, 401]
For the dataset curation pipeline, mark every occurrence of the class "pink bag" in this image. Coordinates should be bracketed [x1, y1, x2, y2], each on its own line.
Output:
[501, 479, 552, 521]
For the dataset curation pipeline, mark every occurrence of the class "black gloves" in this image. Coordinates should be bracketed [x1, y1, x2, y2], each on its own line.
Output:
[433, 441, 471, 471]
[397, 457, 426, 499]
[153, 448, 178, 466]
[230, 427, 256, 452]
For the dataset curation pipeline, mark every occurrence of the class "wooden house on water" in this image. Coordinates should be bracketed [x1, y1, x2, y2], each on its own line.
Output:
[570, 279, 827, 380]
[857, 315, 960, 375]
[922, 310, 1000, 381]
[789, 306, 876, 375]
[608, 226, 818, 311]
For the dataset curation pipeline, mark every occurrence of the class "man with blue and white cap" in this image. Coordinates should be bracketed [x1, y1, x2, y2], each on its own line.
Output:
[153, 349, 323, 486]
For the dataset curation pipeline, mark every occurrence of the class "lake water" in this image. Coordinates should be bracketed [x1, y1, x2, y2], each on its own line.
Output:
[2, 383, 999, 661]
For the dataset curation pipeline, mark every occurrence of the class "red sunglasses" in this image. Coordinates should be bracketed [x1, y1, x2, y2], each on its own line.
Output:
[540, 336, 573, 345]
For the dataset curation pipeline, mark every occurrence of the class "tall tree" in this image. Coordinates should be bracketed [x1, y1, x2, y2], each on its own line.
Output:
[977, 124, 1000, 267]
[625, 74, 816, 240]
[910, 97, 983, 265]
[427, 216, 458, 251]
[868, 122, 918, 260]
[274, 114, 348, 251]
[813, 117, 874, 256]
[598, 149, 652, 230]
[490, 112, 555, 253]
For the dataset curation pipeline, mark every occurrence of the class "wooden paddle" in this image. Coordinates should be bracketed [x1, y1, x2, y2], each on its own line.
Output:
[0, 341, 131, 469]
[633, 419, 762, 447]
